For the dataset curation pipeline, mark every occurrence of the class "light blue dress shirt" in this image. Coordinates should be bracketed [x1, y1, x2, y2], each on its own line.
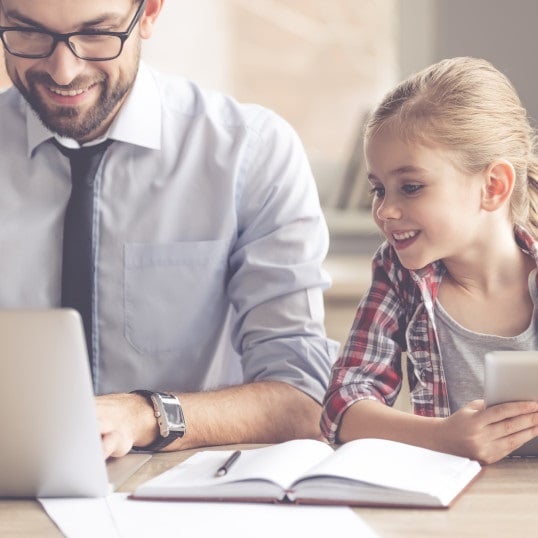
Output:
[0, 62, 338, 400]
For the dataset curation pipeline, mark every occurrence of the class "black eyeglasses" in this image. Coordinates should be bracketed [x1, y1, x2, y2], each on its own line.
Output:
[0, 0, 146, 61]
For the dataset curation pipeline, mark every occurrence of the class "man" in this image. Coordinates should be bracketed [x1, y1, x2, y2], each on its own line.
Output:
[0, 0, 338, 457]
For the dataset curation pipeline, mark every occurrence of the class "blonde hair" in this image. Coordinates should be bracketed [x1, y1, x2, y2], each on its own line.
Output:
[365, 56, 538, 238]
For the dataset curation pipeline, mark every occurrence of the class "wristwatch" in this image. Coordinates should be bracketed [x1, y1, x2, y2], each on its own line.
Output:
[131, 390, 186, 451]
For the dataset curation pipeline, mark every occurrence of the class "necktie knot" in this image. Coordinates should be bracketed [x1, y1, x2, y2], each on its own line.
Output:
[53, 139, 113, 186]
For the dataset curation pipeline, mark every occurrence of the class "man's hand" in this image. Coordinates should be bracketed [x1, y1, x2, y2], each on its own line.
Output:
[438, 399, 538, 464]
[95, 382, 322, 459]
[95, 393, 157, 459]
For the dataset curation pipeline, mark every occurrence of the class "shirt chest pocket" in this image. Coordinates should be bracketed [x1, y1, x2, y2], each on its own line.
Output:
[123, 240, 229, 355]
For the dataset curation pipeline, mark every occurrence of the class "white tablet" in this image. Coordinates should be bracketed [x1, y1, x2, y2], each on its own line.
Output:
[484, 350, 538, 457]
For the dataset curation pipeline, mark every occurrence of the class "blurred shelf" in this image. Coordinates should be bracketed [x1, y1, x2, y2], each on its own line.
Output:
[323, 208, 383, 256]
[323, 253, 372, 302]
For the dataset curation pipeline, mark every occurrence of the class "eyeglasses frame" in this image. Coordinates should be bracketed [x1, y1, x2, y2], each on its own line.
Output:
[0, 0, 147, 61]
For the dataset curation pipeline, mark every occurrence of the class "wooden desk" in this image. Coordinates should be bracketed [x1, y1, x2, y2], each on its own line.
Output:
[1, 447, 536, 537]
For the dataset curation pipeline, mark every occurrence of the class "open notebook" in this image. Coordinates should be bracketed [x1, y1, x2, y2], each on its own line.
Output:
[0, 309, 150, 497]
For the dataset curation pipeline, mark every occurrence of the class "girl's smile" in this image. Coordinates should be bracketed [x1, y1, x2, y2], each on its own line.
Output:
[390, 229, 421, 250]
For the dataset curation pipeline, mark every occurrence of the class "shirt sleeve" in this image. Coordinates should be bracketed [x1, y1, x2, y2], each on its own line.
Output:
[321, 243, 408, 443]
[227, 108, 339, 403]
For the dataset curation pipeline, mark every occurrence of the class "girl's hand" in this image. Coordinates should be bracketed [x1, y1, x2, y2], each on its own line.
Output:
[437, 399, 538, 464]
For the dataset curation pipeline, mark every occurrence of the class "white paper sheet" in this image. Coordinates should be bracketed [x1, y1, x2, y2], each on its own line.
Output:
[39, 496, 120, 537]
[40, 493, 378, 538]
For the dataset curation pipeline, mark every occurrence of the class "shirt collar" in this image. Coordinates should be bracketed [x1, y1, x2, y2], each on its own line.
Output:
[107, 61, 161, 150]
[26, 61, 161, 156]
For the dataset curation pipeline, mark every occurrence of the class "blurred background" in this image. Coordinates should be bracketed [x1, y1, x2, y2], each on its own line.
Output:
[2, 0, 538, 346]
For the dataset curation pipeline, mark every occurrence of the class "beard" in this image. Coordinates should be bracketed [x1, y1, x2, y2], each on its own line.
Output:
[7, 45, 140, 142]
[20, 73, 131, 140]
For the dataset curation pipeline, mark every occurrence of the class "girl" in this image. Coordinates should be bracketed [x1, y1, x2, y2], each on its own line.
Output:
[321, 57, 538, 464]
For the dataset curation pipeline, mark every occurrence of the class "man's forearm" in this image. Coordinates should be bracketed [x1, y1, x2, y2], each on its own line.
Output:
[133, 381, 324, 451]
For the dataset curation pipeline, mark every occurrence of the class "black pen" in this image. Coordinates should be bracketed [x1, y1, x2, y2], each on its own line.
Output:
[215, 450, 241, 477]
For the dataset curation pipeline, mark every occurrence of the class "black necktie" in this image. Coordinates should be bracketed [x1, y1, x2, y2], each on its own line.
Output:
[54, 139, 113, 365]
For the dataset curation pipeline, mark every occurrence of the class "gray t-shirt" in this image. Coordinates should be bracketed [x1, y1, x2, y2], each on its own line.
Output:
[435, 269, 538, 412]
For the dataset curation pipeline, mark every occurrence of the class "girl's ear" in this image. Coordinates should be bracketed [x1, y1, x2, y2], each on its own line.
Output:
[139, 0, 165, 40]
[481, 159, 515, 211]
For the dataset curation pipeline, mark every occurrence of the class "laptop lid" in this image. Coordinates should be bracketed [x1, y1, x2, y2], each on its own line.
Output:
[484, 350, 538, 457]
[0, 309, 149, 497]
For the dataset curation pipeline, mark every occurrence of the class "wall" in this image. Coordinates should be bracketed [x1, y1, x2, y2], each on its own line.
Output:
[141, 0, 233, 91]
[142, 0, 398, 202]
[0, 48, 9, 87]
[436, 0, 538, 128]
[399, 0, 538, 127]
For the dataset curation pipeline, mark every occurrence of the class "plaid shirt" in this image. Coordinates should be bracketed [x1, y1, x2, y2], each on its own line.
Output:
[321, 225, 538, 444]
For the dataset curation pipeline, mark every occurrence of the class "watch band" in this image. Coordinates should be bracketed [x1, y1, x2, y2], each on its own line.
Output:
[131, 390, 186, 451]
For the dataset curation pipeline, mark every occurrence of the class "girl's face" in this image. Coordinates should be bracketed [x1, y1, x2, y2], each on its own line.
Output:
[365, 127, 485, 270]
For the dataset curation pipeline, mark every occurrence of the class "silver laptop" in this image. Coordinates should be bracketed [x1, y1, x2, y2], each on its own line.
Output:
[0, 309, 150, 497]
[484, 350, 538, 457]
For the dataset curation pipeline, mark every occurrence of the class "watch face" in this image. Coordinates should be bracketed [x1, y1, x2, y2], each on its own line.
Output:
[166, 402, 186, 431]
[156, 393, 186, 436]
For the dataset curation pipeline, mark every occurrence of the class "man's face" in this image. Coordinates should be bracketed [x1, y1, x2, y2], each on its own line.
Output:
[1, 0, 144, 143]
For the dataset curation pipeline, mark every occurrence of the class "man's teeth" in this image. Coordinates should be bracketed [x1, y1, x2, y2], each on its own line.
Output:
[50, 88, 85, 96]
[393, 230, 418, 241]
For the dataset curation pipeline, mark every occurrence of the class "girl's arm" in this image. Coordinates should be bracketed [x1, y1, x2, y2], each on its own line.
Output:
[339, 398, 538, 464]
[321, 243, 413, 444]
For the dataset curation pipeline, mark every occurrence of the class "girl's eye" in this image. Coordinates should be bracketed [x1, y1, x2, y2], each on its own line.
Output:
[402, 184, 423, 195]
[369, 186, 385, 198]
